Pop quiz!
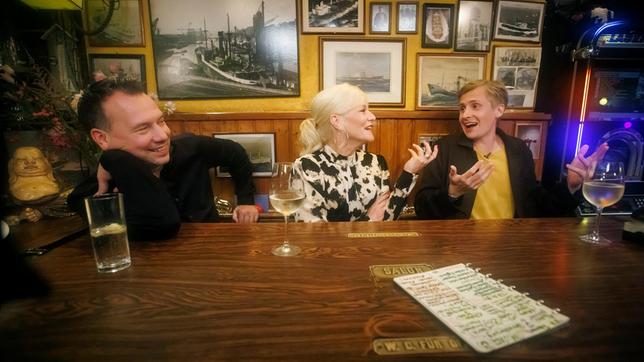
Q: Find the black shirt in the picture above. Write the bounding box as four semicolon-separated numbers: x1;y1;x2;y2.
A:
68;135;256;240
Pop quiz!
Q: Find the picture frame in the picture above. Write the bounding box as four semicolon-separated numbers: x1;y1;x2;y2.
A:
494;0;545;43
397;2;418;34
492;46;542;109
320;37;406;107
515;122;542;158
370;2;392;34
86;0;144;47
421;3;454;48
455;0;494;52
213;133;276;177
149;0;300;100
416;53;485;109
88;54;146;83
418;133;447;148
302;0;365;34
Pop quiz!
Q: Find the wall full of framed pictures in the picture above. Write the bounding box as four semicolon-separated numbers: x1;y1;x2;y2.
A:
83;0;548;112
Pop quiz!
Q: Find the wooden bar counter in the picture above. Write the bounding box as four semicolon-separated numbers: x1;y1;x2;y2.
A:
1;218;643;361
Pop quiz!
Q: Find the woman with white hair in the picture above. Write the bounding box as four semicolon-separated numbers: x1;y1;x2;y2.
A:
294;83;438;222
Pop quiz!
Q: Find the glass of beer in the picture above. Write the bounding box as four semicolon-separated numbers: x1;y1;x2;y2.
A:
581;161;625;244
84;193;131;272
270;162;305;256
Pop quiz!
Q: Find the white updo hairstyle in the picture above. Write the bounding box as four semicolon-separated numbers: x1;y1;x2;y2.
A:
299;83;368;155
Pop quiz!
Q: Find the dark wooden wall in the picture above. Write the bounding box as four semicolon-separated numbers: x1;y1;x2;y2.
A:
167;111;551;203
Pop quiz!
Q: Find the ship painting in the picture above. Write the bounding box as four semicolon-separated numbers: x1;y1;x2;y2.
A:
425;76;470;105
419;56;483;108
150;0;299;99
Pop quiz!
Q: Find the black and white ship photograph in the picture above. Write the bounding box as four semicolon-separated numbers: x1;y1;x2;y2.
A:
302;0;364;33
149;0;299;99
494;0;545;43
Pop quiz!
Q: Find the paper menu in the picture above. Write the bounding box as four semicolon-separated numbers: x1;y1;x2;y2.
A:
393;263;569;353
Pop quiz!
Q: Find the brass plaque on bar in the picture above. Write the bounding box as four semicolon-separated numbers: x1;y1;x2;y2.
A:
348;232;420;238
373;336;464;355
369;264;433;279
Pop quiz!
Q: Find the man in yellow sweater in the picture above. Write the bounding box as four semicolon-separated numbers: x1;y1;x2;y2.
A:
414;80;607;219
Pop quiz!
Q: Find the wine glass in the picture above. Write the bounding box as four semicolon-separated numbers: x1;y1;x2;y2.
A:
269;162;305;256
580;161;625;244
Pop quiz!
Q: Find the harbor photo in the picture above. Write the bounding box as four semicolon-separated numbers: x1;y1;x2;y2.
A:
149;0;299;99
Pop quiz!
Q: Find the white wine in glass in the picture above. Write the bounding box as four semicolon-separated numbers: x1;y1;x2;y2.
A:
270;162;304;256
580;161;625;244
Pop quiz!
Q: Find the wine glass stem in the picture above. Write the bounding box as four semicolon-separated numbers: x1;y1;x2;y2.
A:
283;215;289;248
593;207;603;241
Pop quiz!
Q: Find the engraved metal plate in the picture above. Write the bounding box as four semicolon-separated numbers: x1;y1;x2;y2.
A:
373;336;464;355
369;264;433;279
348;232;420;238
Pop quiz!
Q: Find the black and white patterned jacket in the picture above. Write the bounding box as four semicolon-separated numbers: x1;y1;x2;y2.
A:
294;145;417;222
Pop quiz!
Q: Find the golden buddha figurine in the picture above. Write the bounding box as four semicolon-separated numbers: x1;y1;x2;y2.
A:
8;146;60;203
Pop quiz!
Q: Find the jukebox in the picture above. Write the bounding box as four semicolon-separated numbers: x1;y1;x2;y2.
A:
562;21;644;215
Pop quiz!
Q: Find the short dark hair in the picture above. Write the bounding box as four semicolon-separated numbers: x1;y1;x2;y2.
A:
77;79;146;131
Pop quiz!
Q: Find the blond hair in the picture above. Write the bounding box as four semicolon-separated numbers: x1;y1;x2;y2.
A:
458;80;508;107
299;83;368;155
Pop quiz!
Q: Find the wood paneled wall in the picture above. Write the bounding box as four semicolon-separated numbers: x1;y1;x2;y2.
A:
167;111;551;203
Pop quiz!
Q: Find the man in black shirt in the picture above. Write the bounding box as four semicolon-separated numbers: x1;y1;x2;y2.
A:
68;80;258;240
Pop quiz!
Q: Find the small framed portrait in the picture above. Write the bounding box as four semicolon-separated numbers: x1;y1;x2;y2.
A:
320;37;406;107
418;133;447;149
86;0;144;47
88;54;146;83
303;0;365;34
370;3;392;34
213;133;276;177
492;46;542;109
494;0;546;43
455;0;494;52
416;53;485;109
397;2;418;34
515;122;542;158
421;3;454;48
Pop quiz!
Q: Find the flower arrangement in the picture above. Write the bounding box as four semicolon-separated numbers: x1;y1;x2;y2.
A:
1;63;99;170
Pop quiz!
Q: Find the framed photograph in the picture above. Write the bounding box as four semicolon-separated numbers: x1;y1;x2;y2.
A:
320;37;406;107
421;3;454;48
418;133;447;148
149;0;300;100
88;54;146;83
455;0;494;52
397;2;418;34
492;46;542;109
302;0;365;34
416;53;485;109
515;122;542;158
213;133;276;177
370;3;392;34
494;0;545;43
87;0;144;47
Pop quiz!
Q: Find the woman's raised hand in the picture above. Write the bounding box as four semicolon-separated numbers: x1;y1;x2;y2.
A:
403;141;438;175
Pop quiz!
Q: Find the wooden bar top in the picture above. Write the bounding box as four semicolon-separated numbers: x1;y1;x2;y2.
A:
1;218;643;361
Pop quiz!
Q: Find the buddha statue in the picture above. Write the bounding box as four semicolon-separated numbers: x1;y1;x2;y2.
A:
8;146;60;203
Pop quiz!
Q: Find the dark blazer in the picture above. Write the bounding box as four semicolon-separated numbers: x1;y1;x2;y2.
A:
414;129;579;219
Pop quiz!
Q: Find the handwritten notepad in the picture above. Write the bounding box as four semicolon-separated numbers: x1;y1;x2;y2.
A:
394;263;569;353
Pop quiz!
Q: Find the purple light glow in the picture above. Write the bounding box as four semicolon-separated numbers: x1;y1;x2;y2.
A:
624;122;633;129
